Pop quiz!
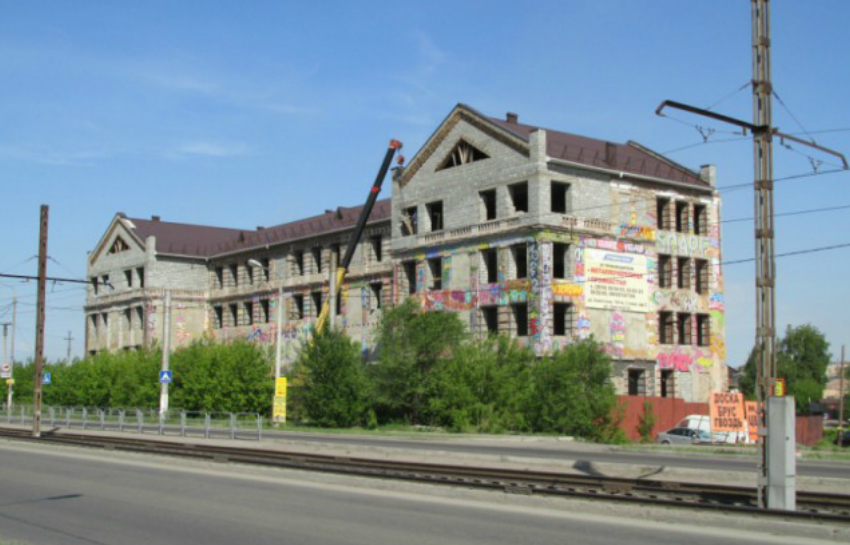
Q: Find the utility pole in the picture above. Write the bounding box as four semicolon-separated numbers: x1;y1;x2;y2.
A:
33;204;48;438
751;0;776;510
656;0;846;510
64;331;74;363
2;322;10;410
839;345;846;444
10;295;15;366
159;291;172;417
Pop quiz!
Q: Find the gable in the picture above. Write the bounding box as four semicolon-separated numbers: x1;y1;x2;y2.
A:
436;139;489;171
399;104;528;187
89;217;146;266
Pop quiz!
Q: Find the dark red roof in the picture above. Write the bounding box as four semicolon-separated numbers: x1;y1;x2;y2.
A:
125;199;391;258
488;116;708;188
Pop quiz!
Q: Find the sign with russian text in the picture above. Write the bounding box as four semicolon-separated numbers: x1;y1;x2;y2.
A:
709;392;746;433
273;377;287;423
584;249;649;312
745;401;760;443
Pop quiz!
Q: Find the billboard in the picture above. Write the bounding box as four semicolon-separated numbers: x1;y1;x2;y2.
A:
584;248;649;312
710;392;747;433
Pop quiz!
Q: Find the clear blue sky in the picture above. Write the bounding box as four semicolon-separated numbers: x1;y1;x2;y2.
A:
1;1;848;366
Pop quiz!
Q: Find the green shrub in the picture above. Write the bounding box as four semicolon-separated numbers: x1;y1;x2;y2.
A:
637;399;657;443
290;327;371;427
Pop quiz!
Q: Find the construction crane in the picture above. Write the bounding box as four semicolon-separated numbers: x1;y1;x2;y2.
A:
315;139;403;334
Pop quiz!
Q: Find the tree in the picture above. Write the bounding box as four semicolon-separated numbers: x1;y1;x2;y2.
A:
370;299;467;424
739;324;831;414
290;327;371;427
526;339;620;441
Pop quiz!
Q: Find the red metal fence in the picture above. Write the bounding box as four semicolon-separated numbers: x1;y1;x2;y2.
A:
616;395;823;446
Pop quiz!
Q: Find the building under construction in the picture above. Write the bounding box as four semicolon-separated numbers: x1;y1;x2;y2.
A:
84;104;727;402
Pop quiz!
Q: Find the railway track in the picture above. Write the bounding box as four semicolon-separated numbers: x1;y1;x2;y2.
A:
1;427;848;523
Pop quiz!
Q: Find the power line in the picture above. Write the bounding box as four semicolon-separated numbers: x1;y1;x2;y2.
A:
723;203;850;224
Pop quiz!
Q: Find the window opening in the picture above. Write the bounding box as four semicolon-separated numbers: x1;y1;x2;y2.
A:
370;283;382;310
427;201;443;232
628;369;646;396
697;314;710;346
659;312;673;344
551;182;569;213
480;189;497;221
509;182;529;213
659;255;672;288
513;244;528;279
401;206;418;236
403;261;417;295
695;259;709;294
513;304;528;337
675;201;689;233
428;258;442;290
437;139;489;170
482;248;498;284
677;258;691;290
678;313;692;345
482;307;498;335
657;198;672;230
694;204;708;236
661;369;675;398
370;235;383;263
553;243;569;279
553;303;574;336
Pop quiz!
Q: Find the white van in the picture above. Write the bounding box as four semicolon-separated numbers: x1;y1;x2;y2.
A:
675;414;749;444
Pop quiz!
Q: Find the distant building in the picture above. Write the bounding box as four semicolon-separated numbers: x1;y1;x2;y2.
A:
85;104;727;402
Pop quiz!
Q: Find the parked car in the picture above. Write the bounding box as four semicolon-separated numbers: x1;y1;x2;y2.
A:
656;427;711;445
839;430;850;447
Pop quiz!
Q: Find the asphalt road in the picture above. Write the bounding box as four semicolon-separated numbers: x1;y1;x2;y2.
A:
0;442;833;545
259;431;850;480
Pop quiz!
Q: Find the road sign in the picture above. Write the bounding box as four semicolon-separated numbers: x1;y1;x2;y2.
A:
774;378;786;397
159;370;173;384
42;372;52;385
0;363;11;379
5;378;14;386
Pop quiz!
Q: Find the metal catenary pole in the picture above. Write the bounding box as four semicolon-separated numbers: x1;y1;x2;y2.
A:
159;290;172;416
2;323;10;410
839;345;846;444
751;0;775;509
65;331;74;363
33;204;49;438
10;294;15;366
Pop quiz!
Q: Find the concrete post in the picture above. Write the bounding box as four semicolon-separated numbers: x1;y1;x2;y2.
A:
767;396;796;510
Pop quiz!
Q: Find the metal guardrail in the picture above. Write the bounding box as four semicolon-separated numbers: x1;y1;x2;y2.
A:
2;405;264;441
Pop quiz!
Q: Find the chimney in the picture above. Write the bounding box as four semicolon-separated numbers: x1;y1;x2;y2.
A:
605;143;618;168
700;164;717;188
151;215;161;222
506;112;518;124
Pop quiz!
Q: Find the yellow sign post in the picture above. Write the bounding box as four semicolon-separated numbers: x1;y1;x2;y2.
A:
5;378;14;386
273;377;287;424
774;378;786;397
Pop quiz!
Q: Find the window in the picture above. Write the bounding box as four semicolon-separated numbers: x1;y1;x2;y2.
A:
697;314;710;346
656;198;672;230
658;255;672;288
370;283;382;310
229;304;238;327
137;267;145;288
481;248;498;284
261;300;270;323
512;244;528;279
215;267;224;289
101;275;110;291
437;139;489;170
90;314;98;334
553;243;569;279
677;258;691;290
229;264;239;287
125;269;133;288
694;204;708;236
370;235;383;263
509;182;529;213
551;182;569;214
553;302;574;336
694;259;708;295
678;313;692;345
401;206;418;236
101;312;109;327
246;261;255;285
427;201;443;232
293;294;305;320
661;369;675;398
294;251;304;276
135;307;144;329
659;312;674;344
311;292;323;318
403;261;417;295
482;306;498;335
675;201;689;233
628;369;646;396
244;302;254;326
428;258;442;290
480;189;497;221
513;303;528;337
124;308;132;330
91;277;99;295
108;237;130;254
261;258;270;281
312;247;323;274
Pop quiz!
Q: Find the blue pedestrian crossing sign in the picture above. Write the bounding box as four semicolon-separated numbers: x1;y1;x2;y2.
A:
42;373;52;385
159;370;173;384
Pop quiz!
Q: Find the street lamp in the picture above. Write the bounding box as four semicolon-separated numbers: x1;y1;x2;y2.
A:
247;259;284;422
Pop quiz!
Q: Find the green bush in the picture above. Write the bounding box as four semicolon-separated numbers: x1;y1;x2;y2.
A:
290;327;371;427
370;299;467;424
637;399;657;443
526;338;620;441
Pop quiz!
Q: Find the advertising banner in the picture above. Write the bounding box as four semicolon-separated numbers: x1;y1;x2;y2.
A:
273;377;287;423
745;400;760;443
710;392;746;433
584;248;649;312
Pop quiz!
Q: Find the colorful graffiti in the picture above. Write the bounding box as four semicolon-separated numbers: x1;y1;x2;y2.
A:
618;224;656;241
552;283;583;297
608;312;626;357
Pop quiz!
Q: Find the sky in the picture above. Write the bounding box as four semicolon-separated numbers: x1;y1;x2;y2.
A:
0;1;848;366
